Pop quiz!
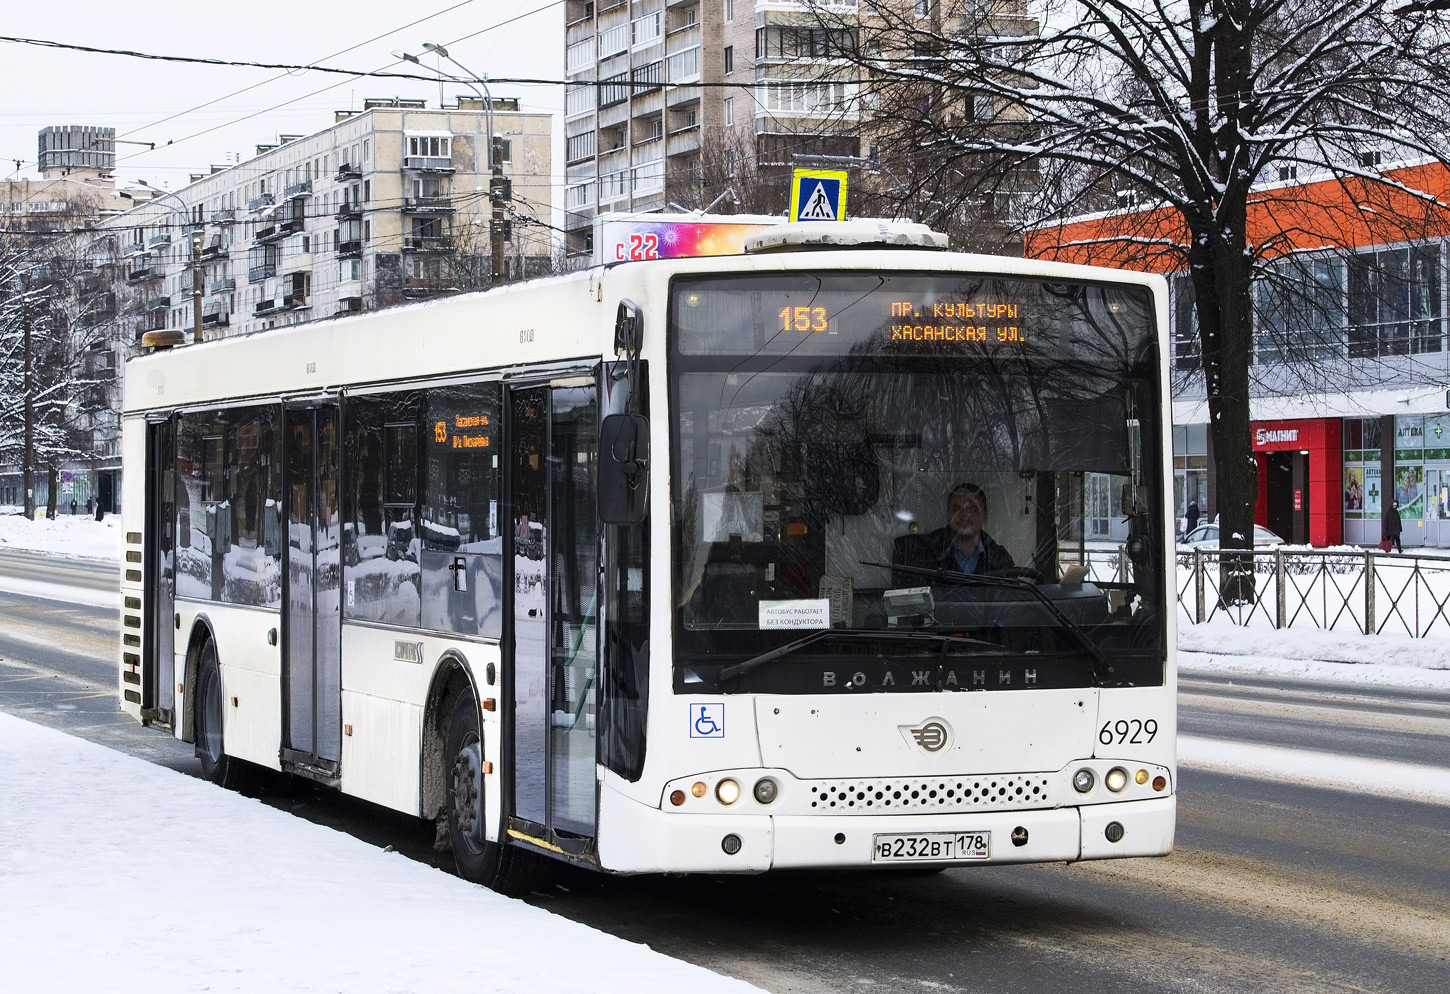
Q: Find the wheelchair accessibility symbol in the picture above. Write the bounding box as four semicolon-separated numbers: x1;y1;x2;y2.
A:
690;703;725;739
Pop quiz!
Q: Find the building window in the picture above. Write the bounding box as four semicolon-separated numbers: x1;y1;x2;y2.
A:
1348;246;1442;358
915;0;930;16
724;0;733;21
406;135;451;158
1171;274;1199;371
723;46;733;75
1256;255;1343;364
723;97;733;126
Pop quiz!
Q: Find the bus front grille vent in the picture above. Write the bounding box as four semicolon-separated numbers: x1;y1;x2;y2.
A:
808;777;1050;813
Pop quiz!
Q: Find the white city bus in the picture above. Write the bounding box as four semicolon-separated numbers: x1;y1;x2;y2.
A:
119;221;1176;893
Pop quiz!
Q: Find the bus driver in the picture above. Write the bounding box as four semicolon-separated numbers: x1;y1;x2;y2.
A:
894;482;1016;578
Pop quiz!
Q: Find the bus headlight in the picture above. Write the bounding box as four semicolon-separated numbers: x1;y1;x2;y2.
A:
1105;767;1129;792
716;778;741;805
1072;768;1096;793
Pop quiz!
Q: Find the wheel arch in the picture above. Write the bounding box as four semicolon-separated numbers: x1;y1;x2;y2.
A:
180;614;218;745
420;649;480;821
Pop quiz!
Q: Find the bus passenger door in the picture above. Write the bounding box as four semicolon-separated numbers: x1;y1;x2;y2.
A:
144;416;176;724
508;382;600;840
282;402;343;777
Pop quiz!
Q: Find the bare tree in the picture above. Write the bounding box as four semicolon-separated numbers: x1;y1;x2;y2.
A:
811;0;1450;598
0;231;99;519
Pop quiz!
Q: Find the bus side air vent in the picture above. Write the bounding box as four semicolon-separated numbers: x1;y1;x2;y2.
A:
743;219;949;254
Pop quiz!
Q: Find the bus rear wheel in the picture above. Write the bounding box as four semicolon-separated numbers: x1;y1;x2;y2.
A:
445;687;547;896
194;639;241;789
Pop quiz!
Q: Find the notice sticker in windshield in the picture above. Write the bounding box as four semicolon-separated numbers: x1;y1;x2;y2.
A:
759;599;831;630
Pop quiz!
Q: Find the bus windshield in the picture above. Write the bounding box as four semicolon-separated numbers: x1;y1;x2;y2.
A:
669;271;1166;694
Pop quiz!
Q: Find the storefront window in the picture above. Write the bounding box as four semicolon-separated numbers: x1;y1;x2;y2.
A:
1342;417;1381;546
1173;424;1208;527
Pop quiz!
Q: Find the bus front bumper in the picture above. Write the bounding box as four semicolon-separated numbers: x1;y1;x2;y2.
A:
595;792;1176;874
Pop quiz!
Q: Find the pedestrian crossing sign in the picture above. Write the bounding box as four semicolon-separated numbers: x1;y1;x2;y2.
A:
790;168;848;223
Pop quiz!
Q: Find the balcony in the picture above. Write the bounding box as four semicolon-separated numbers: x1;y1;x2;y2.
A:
336;295;363;315
125;267;157;284
254;298;283;316
404;234;453;252
202;308;230;328
283;292;310;310
337;202;362;220
123;243;147;258
403;196;455;213
337;240;363;258
401;156;454;173
247;193;276;213
248;263;276;283
255;224;280;243
284;180;312;200
335;163;362;181
200;241;226;261
210;208;237;226
148;232;172;249
146;295;171;311
278;217;305;236
210;277;236;294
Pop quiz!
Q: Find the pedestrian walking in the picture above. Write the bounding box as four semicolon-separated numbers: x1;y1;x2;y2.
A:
1185;500;1200;534
1383;500;1403;553
70;499;78;516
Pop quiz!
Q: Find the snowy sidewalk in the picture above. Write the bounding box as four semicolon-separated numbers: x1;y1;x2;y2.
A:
0;712;763;994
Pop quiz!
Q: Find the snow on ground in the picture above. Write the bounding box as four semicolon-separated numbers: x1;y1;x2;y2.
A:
0;711;763;994
0;505;124;561
1179;618;1450;690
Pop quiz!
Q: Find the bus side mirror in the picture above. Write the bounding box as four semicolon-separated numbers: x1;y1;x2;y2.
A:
599;413;649;525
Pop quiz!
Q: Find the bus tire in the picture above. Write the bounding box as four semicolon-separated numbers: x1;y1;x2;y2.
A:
194;638;241;789
445;687;548;896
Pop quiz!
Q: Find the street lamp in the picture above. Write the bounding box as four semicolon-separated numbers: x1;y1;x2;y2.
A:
121;181;206;344
394;44;508;285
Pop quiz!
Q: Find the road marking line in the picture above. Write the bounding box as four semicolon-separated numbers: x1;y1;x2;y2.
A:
1179;734;1450;806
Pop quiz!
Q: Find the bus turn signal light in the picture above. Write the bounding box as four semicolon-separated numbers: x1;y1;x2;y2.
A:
670;790;686;806
1135;769;1149;785
1152;776;1167;792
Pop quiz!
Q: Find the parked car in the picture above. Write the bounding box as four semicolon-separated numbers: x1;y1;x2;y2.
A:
1179;523;1286;548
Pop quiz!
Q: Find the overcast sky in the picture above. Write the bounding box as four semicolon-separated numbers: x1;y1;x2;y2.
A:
0;0;564;192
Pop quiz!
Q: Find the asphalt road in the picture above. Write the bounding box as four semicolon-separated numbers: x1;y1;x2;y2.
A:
2;549;1447;993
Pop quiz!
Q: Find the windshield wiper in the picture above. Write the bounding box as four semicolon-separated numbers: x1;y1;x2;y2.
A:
860;560;1111;686
718;629;999;682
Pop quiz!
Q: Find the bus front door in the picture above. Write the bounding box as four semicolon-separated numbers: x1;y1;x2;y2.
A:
282;403;343;778
509;382;600;843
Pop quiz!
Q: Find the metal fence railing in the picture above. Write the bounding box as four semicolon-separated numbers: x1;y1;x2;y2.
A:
1172;548;1450;638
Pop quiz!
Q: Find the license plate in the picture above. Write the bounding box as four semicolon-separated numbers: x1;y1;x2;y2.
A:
872;831;990;862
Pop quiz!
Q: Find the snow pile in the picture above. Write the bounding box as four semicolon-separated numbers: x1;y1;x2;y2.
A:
0;711;763;994
1179;617;1450;689
0;506;123;560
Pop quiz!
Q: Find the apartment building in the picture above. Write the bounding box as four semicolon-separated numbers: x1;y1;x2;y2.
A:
86;97;553;347
561;0;1035;259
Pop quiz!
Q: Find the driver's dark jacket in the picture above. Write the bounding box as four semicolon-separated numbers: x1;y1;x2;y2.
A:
891;528;1015;586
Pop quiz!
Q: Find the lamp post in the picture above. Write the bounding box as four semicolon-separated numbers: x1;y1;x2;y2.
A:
395;44;508;286
122;182;205;344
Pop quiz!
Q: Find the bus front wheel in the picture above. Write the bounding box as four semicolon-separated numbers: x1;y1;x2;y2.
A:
194;639;241;789
445;687;546;896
